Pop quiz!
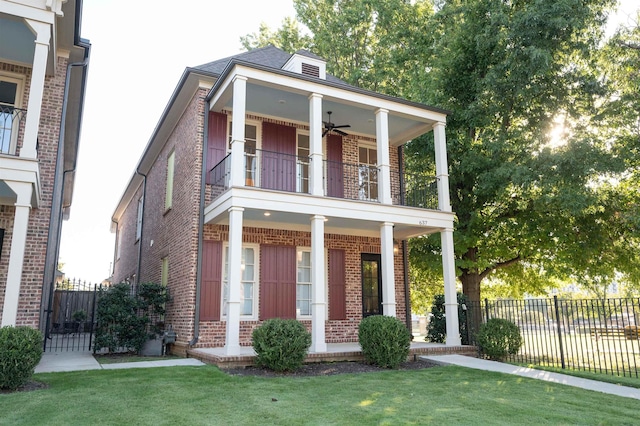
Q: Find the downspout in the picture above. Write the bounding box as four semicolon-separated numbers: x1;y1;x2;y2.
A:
189;101;210;347
42;43;91;345
398;145;411;331
134;170;147;286
111;218;119;279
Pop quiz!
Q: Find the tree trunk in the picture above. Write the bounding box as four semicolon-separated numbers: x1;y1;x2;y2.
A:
460;272;483;337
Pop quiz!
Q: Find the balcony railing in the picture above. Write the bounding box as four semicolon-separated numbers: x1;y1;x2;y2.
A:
208;151;439;210
0;105;27;155
208;149;310;196
391;170;439;210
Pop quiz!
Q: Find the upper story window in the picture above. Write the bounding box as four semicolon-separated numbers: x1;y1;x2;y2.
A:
228;121;259;186
136;197;143;241
0;74;25;155
358;145;378;201
165;151;175;211
297;133;310;193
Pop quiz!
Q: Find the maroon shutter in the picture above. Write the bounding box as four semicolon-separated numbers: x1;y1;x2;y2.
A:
260;245;296;320
261;122;296;191
206;112;227;184
201;240;222;321
329;249;346;320
326;134;344;198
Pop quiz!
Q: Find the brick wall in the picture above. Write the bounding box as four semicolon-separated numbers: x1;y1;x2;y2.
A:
0;56;68;327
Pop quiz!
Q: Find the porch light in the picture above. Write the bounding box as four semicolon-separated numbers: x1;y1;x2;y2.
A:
264;212;271;217
393;240;399;253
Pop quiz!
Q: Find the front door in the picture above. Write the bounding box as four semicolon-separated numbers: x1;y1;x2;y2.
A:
361;253;382;317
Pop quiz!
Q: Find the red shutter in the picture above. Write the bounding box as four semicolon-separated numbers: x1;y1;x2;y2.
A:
326;134;344;198
261;122;296;191
200;240;222;321
329;249;346;320
206;112;227;184
260;245;296;320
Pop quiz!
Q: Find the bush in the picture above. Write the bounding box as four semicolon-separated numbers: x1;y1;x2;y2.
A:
358;315;411;369
252;319;311;372
0;326;43;390
476;318;522;361
426;293;470;344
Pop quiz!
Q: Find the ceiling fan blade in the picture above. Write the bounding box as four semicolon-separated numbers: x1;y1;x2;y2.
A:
334;129;348;136
333;124;351;129
322;129;329;137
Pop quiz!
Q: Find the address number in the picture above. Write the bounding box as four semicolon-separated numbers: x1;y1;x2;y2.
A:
418;220;429;226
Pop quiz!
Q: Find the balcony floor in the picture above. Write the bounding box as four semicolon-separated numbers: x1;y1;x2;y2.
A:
185;341;477;369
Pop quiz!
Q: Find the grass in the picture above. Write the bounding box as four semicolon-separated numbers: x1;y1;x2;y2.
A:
514;363;640;389
2;365;639;425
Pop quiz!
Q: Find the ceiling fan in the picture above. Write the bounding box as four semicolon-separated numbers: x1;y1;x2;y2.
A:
322;111;351;137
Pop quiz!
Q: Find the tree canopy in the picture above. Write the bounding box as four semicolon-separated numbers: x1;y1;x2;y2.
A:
242;0;640;304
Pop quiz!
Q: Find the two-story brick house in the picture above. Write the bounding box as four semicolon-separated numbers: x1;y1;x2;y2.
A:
111;45;461;356
0;0;90;330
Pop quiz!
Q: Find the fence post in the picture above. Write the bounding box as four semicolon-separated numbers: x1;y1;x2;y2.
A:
484;298;489;323
554;295;566;369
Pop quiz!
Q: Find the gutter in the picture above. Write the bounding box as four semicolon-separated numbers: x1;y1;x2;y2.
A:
189;101;210;347
398;145;412;331
42;40;91;345
134;170;147;285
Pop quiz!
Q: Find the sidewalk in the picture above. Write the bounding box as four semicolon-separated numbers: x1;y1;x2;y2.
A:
35;351;204;374
422;354;640;401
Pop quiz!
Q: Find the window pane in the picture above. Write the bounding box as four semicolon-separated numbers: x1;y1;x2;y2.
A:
245;124;257;140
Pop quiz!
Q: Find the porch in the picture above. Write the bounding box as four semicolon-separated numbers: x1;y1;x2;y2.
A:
185;341;478;369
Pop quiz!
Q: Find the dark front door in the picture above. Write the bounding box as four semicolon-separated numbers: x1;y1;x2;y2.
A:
361;253;382;317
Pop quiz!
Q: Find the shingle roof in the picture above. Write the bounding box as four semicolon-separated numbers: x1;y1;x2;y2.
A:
194;45;348;85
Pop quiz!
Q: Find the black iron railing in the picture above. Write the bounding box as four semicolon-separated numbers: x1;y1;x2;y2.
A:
464;297;640;378
0;105;27;155
323;160;379;202
392;170;438;210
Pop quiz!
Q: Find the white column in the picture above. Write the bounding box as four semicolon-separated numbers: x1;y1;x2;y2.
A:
229;76;247;187
310;215;327;352
441;228;461;346
375;109;392;204
224;206;244;355
1;182;33;326
433;122;451;212
309;94;324;196
21;20;51;159
380;222;396;317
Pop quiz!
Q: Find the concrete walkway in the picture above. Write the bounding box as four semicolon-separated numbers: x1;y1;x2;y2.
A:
35;351;204;374
423;354;640;401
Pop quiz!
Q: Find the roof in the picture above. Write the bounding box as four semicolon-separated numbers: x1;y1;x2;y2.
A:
195;45;348;85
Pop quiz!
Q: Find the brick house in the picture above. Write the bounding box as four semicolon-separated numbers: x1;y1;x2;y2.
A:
0;0;90;330
111;45;460;356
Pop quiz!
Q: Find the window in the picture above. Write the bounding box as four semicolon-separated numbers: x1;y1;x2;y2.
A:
0;75;24;155
358;145;378;201
228;121;259;186
222;244;257;318
136;197;143;241
297;133;310;193
296;249;312;317
161;257;169;287
165;151;175;210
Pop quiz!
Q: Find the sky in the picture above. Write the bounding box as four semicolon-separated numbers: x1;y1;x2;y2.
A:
58;0;639;283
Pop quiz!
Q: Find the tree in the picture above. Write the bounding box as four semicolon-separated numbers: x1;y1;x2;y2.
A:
240;17;312;53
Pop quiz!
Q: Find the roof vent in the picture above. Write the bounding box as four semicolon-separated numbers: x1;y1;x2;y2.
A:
283;52;326;80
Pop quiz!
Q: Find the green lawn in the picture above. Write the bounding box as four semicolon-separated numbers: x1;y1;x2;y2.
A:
2;365;638;425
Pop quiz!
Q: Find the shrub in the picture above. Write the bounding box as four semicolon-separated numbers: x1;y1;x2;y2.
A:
252;319;311;372
426;293;470;344
358;315;411;369
476;318;522;361
0;326;43;390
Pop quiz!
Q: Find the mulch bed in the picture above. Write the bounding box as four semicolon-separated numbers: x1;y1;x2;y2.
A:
0;381;49;394
223;358;441;377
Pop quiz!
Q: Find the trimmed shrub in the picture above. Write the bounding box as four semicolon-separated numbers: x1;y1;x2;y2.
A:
358;315;411;369
426;293;470;344
0;326;43;390
252;319;311;372
476;318;522;361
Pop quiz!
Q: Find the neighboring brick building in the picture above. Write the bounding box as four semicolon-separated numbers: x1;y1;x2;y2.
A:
111;46;461;355
0;1;90;330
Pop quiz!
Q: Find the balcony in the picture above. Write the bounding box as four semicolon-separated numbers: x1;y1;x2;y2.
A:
208;151;439;210
0;105;27;156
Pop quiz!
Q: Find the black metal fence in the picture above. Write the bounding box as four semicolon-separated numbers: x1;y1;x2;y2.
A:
44;279;99;352
466;297;640;378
